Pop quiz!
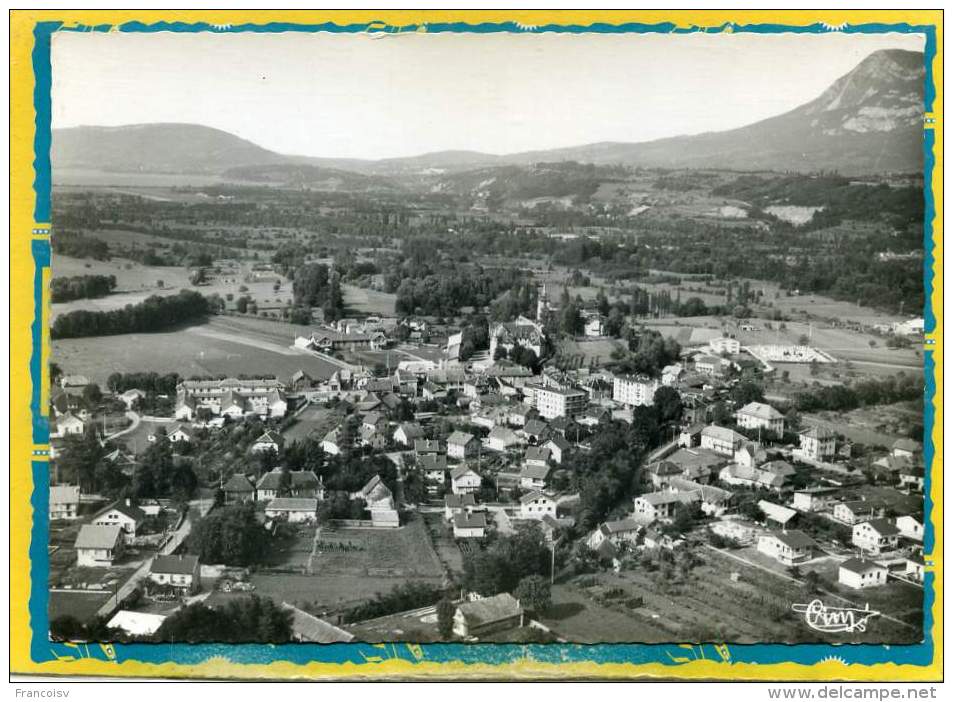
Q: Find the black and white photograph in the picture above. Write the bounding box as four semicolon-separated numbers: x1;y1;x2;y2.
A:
45;29;929;646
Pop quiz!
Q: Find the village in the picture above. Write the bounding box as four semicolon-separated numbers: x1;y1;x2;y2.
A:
46;280;928;645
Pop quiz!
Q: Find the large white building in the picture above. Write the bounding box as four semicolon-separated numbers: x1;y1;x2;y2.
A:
612;374;659;407
528;384;588;420
734;402;785;435
488;317;545;360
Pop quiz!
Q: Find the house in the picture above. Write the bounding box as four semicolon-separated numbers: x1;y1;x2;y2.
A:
645;460;682;489
584;313;605;337
529;384;588;419
719;464;786;492
734;402;785;435
852;518;900;555
453;593;524;639
612;374;659;407
361;411;387;433
284;603;355;643
506;404;537;428
453;511;488;539
709;337;741;355
119;388;146;410
60;374;90;390
219;390;249;419
792;487;840;513
666;447;727;483
898;464;925;492
710;519;757;545
667;477;733;516
354;475;400;528
520;491;557;520
694;355;723;375
321;426;347;456
450;466;482;496
577;405;611;428
734;442;768;470
759;500;798;528
524;445;551;468
358;424;388;450
700;425;746;457
149;554;200;594
75;524;124;567
419;454;449;488
49;485;80;520
838;558;888;590
222;474;257;504
587;518;640;550
488;318;545;360
444;493;477;520
289;370;313;392
678;423;705;449
168;424;194;444
394;422;425;447
891;438;922;459
251;430;282;454
833;500;887;526
520;418;550;444
175;395;197;421
542;435;571;465
414;439;443;456
798;426;837;461
896;515;924;542
55;412;86;438
632;491;688;524
265;497;319;523
92;500;145;543
757;530;815;565
905;553;925;583
447;431;480;460
643;527;684;552
520;463;552;491
256;468;324;502
486;426;522;452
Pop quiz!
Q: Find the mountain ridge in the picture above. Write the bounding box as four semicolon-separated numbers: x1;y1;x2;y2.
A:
53;48;926;178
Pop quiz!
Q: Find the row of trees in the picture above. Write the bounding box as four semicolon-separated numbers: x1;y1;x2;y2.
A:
50;274;117;302
51;290;212;339
793;372;924;413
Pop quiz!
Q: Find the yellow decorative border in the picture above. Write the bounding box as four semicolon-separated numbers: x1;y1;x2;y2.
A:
9;9;943;681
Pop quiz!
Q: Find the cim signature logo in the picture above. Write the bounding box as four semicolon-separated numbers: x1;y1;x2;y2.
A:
792;599;882;634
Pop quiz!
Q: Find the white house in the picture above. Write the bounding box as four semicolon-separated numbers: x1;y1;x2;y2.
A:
168;424;194;444
708;337;740;355
700;425;746;457
520;491;556;520
119;388;146;410
838;558;888;590
520;463;552;491
757;530;815;565
453;511;488;539
251;430;282;454
55;412;86;438
734;402;785;435
852;519;900;555
92;500;145;543
49;485;80;520
447;431;480;460
632;491;687;524
444;493;477;520
833;500;886;526
450;465;482;495
453;593;524;639
896;515;924;542
393;422;425;447
75;524;124;567
587;518;640;550
149;554;200;594
265;497;319;523
798;426;837;461
892;438;922;459
486;426;522;452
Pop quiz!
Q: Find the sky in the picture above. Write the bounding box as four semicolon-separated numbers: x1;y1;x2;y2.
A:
51;30;925;160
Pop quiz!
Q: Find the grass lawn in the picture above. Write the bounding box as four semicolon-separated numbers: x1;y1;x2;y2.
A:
48;590;113;625
342;284;397;316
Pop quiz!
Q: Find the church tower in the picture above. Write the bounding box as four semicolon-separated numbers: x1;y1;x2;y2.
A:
536;283;547;323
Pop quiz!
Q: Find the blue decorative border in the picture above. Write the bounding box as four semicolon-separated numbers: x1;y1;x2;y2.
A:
26;17;939;674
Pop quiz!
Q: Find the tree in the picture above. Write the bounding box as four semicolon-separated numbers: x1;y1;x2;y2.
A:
437;598;456;640
514;574;552;615
82;383;103;406
153;595;292;643
194;503;269;566
653;386;683;424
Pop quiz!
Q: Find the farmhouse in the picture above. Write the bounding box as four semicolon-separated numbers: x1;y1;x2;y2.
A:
149;554;200;594
587;518;640;550
838;558;888;590
75;524;124;567
354;475;400;528
453;593;524;639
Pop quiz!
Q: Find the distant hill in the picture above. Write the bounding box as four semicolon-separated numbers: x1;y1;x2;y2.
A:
52;123;286;174
52;49;925;178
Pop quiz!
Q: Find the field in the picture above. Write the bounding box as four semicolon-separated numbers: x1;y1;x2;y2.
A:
342;284;397;316
801;401;922;449
48;590;113;625
53;316;342;387
249;516;445;615
555;338;625;369
281;405;343;445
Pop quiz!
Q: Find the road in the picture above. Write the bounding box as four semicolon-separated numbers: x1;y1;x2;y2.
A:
96;497;214;619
